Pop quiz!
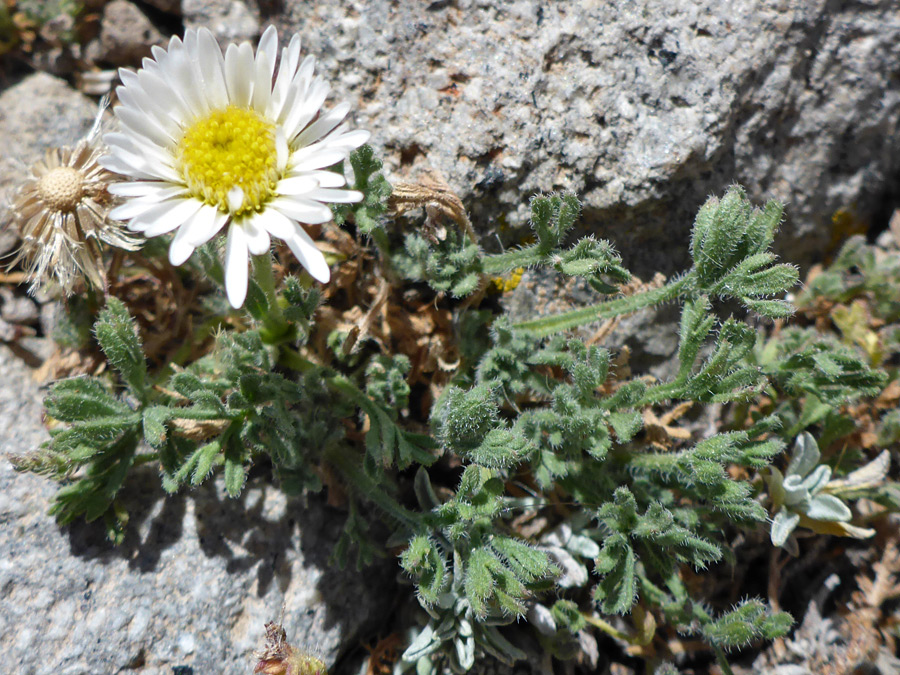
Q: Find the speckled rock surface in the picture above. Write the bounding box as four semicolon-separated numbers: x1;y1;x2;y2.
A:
182;0;260;46
95;0;165;65
0;344;394;674
269;0;900;276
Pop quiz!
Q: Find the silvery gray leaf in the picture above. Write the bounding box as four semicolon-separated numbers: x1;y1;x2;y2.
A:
567;533;601;559
403;623;441;661
771;509;800;547
786;432;820;478
805;494;852;522
527;603;557;636
801;464;832;496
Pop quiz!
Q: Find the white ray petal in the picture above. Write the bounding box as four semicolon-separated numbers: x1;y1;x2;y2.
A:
116;88;182;138
244;214;272;255
116;106;175;148
99;155;160;180
283;78;329;140
300;170;347;188
271;197;333;224
168;218;198;266
269;34;302;119
167;46;206;117
128;198;203;236
321;128;371;151
293;102;350;148
225;223;249;308
253;206;295;239
275;175;319;196
137;69;192;124
283;221;330;283
197;28;228;109
225;42;255;108
108;182;186;199
185;207;228;247
305;188;363;204
276;128;288;172
289;148;350;172
109;187;189;219
227;187;245;213
102;142;180;183
105;133;177;175
257;25;278;83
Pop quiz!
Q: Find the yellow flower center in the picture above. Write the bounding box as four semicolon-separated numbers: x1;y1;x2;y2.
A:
37;167;85;213
176;106;280;216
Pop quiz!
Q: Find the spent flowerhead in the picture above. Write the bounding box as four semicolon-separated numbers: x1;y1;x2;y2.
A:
101;26;370;308
9;116;139;296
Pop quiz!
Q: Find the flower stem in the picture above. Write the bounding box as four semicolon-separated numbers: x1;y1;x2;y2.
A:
512;274;692;337
481;245;545;275
582;613;634;643
278;345;317;373
323;443;423;531
368;227;403;285
252;253;290;343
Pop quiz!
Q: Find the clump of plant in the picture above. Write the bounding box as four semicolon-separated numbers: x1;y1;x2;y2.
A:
14;158;896;673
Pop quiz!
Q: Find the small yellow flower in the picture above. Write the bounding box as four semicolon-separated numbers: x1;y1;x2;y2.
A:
9;124;139;295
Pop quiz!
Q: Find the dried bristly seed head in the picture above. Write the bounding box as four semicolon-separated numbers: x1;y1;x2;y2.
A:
254;622;327;675
8;135;141;296
389;172;475;243
36;166;85;212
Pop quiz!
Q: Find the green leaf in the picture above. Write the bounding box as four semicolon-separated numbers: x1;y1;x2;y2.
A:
593;535;636;615
51;414;140;450
760;611;794;639
462;428;531;469
44;377;127;422
332;145;392;233
223;440;246;497
402;535;447;605
741;298;795;319
465;547;501;617
608;411;643;442
94;298;148;398
491;536;552;582
142;406;170;448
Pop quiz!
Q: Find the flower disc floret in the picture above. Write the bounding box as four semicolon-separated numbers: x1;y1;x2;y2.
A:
101;26;370;308
177;105;279;216
38;167;85;213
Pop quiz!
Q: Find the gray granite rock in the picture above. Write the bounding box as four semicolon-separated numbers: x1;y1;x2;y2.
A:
264;0;900;277
95;0;165;65
183;0;260;46
0;287;39;325
0;344;394;674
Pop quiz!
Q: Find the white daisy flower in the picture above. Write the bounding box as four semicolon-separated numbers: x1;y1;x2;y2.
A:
101;26;370;307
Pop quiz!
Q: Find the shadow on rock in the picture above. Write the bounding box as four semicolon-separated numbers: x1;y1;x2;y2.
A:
63;462;399;656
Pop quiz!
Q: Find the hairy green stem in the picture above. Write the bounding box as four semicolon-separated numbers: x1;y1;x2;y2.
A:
132;452;159;466
278;345;317;373
582;613;633;642
323;443;422;530
370;227;402;283
481;245;545;275
252;253;290;343
513;274;692;337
